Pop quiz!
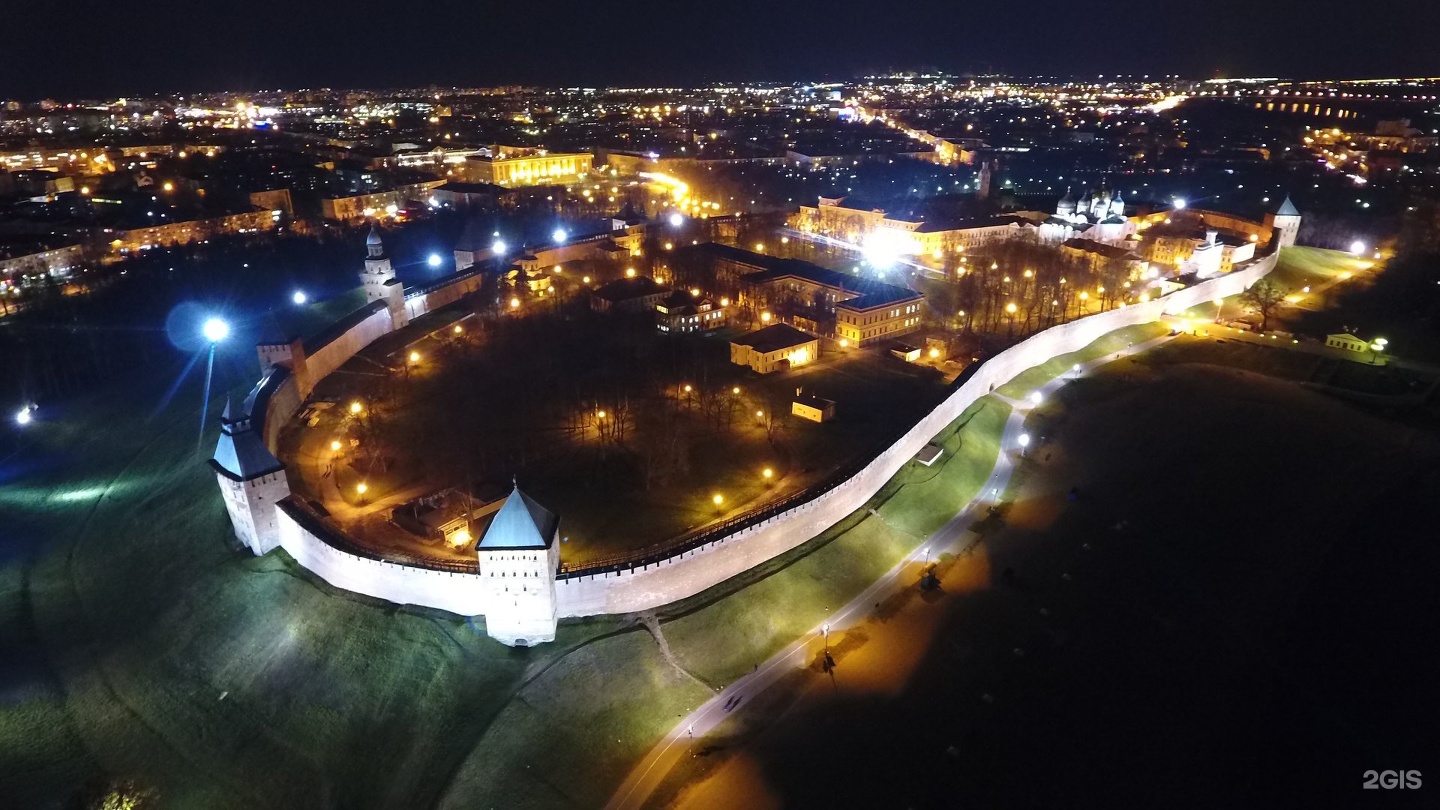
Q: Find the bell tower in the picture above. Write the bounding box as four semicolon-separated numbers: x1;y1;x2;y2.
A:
361;227;396;303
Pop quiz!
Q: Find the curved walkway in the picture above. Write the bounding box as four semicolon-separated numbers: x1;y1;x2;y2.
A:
603;334;1171;810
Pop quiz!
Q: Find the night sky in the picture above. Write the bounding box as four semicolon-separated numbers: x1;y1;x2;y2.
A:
8;0;1440;98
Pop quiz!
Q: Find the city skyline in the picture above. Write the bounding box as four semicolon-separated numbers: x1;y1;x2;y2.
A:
8;0;1440;99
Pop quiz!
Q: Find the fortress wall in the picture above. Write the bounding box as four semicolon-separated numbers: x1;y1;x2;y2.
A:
304;307;395;387
404;272;487;322
252;249;1273;622
553;251;1277;617
276;505;487;615
261;374;301;452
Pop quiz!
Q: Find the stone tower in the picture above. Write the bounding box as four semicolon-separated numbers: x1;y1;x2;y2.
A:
977;160;993;201
209;396;290;555
477;484;561;646
1268;195;1302;249
361;227;396;303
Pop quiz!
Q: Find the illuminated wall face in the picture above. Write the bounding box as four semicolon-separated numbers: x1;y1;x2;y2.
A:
786;347;811;366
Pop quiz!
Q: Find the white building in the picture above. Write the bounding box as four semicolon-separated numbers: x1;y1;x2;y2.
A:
209;394;290;556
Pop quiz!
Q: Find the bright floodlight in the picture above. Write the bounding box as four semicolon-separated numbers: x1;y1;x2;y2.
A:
1029;391;1043;405
1173;197;1187;210
427;253;443;268
1018;433;1031;448
202;318;229;343
668;212;684;227
292;291;307;305
15;406;32;426
1350;240;1366;255
552;227;567;243
492;239;507;254
863;228;909;268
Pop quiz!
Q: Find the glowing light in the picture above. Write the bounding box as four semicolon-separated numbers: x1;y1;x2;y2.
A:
552;228;568;243
492;239;507;254
929;347;940;358
1029;391;1043;405
163;181;174;192
453;325;463;334
202;318;229;343
761;312;772;323
356;483;368;495
732;387;741;395
408;351;420;363
15;406;32;426
330;440;342;451
1172;198;1187;210
712;493;724;506
1350;240;1366;255
863;227;911;267
626;267;637;278
510;297;521;309
1005;302;1018;314
427;253;443;268
762;468;774;480
448;528;471;548
582;276;591;284
1018;433;1031;448
668;212;684;227
292;291;307;305
597;409;607;419
839;338;850;348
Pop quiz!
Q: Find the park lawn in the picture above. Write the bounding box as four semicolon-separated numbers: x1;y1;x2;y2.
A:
995;321;1170;400
1270;245;1373;290
875;396;1011;538
1140;334;1324;382
5;365;624;809
657;395;1011;688
435;625;713;810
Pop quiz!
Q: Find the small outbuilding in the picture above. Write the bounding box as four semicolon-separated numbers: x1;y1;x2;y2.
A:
730;323;818;374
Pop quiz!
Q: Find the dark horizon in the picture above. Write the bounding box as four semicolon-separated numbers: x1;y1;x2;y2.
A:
8;0;1440;100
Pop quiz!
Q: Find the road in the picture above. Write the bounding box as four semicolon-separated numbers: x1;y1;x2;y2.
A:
603;334;1172;810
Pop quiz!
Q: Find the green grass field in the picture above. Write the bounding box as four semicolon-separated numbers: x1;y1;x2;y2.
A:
995;322;1170;400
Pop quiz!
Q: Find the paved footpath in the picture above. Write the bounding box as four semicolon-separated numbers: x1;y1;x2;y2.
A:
603;334;1172;810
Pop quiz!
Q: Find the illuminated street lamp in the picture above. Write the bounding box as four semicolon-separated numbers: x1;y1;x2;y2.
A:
492;239;507;255
1173;197;1187;210
732;386;741;395
1350;240;1366;255
292;290;307;305
330;440;342;452
350;401;363;415
1029;391;1043;405
552;227;568;243
762;467;774;482
427;253;443;268
1018;433;1031;448
668;212;684;227
408;350;421;363
198;317;229;451
15;405;33;426
712;493;724;509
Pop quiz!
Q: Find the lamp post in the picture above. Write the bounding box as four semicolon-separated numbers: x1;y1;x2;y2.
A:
199;317;229;452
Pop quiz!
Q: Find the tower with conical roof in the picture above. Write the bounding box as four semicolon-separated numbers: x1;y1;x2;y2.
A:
209;395;291;555
1267;195;1302;248
1056;186;1076;218
361;227;396;303
476;482;561;646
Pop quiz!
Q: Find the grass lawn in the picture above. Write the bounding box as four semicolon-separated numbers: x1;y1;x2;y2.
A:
995;322;1170;400
658;396;1011;688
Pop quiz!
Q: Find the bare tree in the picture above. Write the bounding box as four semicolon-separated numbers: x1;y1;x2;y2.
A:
1241;278;1287;332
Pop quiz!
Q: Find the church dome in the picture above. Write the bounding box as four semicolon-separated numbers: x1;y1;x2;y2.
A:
366;227;383;246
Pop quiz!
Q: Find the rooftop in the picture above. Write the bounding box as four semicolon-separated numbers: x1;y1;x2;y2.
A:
732;323;817;354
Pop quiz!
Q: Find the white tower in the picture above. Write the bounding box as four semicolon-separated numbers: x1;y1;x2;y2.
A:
477;484;561;646
361;227;396;303
209;396;290;555
1269;195;1302;248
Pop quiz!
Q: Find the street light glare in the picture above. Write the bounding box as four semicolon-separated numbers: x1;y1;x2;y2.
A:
1350;240;1366;255
552;228;568;243
1018;433;1031;448
668;212;684;227
202;318;229;343
427;253;443;268
1173;197;1187;210
492;239;507;254
292;291;307;305
15;406;32;426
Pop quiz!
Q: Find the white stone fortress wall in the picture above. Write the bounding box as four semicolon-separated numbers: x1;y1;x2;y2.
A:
236;244;1277;621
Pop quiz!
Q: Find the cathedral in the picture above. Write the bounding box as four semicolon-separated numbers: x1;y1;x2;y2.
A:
1041;185;1134;244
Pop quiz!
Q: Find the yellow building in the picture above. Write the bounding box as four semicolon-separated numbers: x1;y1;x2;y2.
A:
463;146;593;188
729;324;819;374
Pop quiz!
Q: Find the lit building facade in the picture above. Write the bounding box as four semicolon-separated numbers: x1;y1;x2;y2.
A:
462;146;593;188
